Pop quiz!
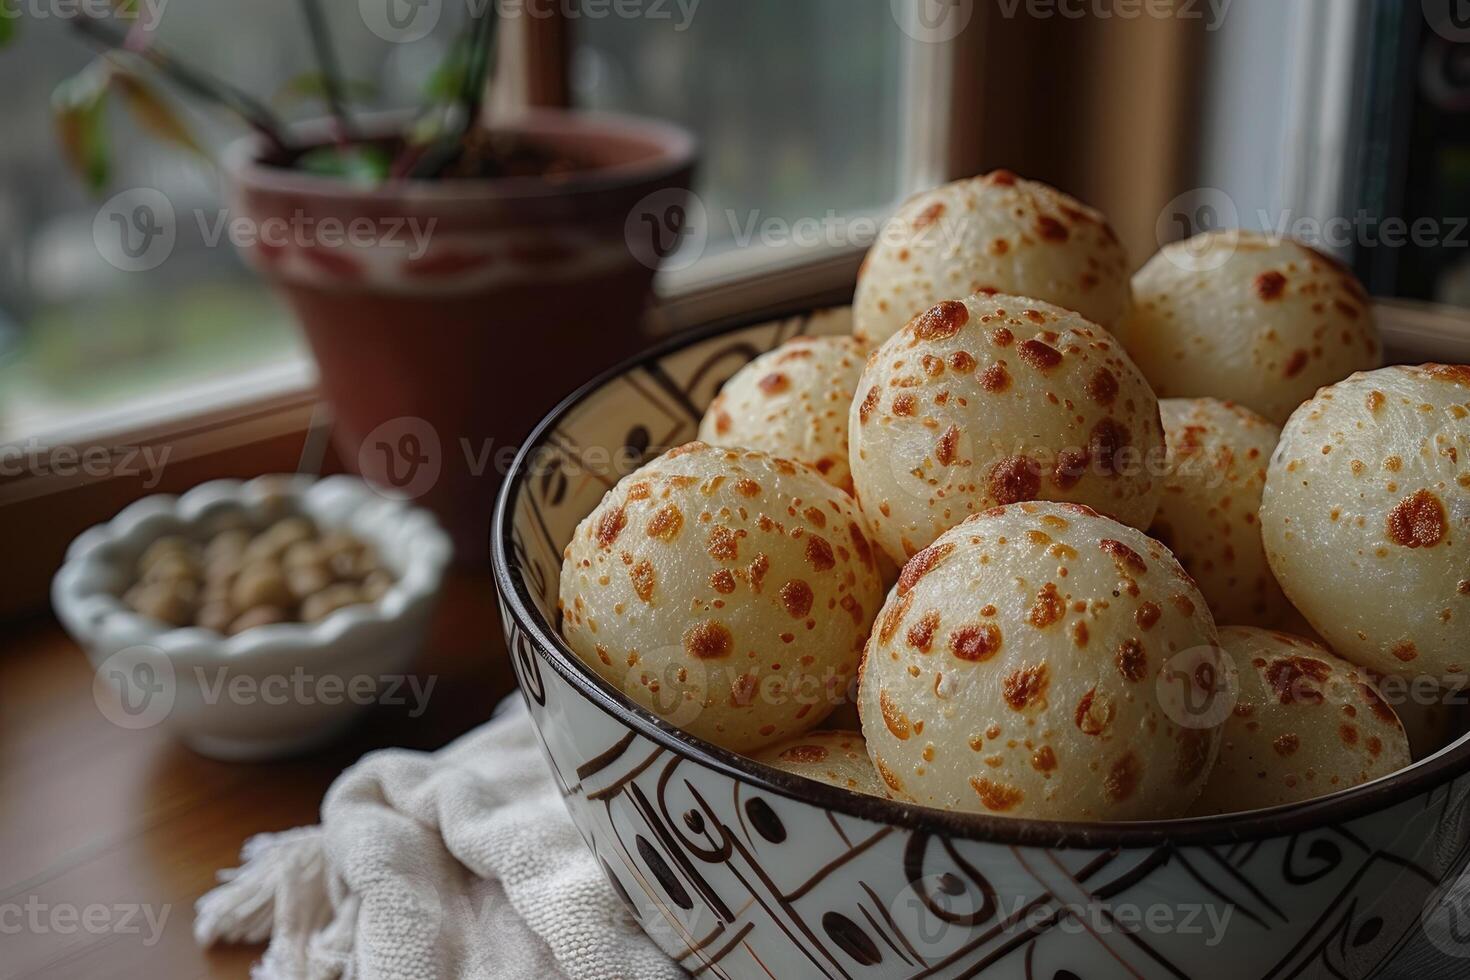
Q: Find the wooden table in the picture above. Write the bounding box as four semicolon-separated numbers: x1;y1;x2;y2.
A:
0;570;515;979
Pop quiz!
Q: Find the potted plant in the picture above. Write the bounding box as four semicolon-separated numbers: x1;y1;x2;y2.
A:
45;2;696;562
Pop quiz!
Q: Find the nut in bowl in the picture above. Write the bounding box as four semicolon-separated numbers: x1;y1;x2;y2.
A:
494;297;1470;979
53;475;452;760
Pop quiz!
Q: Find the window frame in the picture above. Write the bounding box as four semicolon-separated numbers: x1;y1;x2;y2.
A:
0;7;981;619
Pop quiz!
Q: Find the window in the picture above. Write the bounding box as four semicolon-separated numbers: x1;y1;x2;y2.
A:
0;2;484;443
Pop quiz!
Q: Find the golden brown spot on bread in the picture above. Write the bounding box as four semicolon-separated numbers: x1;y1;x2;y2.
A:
858;386;880;424
936;425;962;466
779;580;814;618
969;776;1024;812
683;621;732;660
1284;349;1310;378
779;744;828;764
1135;602;1161;630
1255;270;1288;300
878;590;915;644
1031;745;1057;773
980;362;1012;393
595;506;627;548
1274;733;1300;756
630;560;656;603
805;535;836;571
1087;368;1118;407
1003;663;1049;710
879;689;911;740
950;623;1003;661
912;300;970;341
988;456;1041;505
1029;583;1065;628
898;541;955;595
1115;638;1147;682
710;569;736;594
1265;656;1330;704
1105;753;1141;802
907;610;940;652
1387;489;1447;548
1018;339;1063;371
647;504;684;542
892;393;917;417
914;200;946;230
1075;688;1112;735
1036;216;1069;242
1100;539;1147;574
758;372;790;395
707;525;742;561
950;350;977;373
1089;418;1130;475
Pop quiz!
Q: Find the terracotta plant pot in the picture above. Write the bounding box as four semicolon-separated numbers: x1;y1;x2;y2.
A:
224;110;697;563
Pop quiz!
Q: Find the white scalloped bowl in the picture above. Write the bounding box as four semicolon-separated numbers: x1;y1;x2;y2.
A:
52;475;452;760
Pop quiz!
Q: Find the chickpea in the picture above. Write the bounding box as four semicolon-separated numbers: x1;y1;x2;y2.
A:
204;528;250;565
138;536;195;574
282;541;324;570
286;564;333;602
362;570;394;601
228;605;288;635
142;551;201;585
125;582;197;627
197;600;236;634
301;584;365;623
230;560;293;611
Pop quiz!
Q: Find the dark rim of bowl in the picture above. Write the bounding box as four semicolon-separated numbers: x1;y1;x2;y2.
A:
491;302;1470;849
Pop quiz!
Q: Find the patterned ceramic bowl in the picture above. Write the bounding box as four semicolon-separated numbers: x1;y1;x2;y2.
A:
492;304;1470;979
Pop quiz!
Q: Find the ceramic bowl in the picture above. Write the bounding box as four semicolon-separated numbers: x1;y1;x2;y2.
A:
53;474;452;760
492;304;1470;979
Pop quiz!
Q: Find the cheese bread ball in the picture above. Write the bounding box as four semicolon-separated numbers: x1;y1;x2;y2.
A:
1366;669;1461;760
1115;230;1381;423
1260;365;1470;679
559;443;887;753
858;501;1220;821
752;729;888;797
1151;398;1291;626
698;335;867;494
848;294;1165;564
852;171;1131;347
1191;627;1410;815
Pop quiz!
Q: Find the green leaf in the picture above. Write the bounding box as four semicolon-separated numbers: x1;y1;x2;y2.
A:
423;37;471;103
110;63;207;158
274;72;377;109
52;62;113;192
294;144;392;186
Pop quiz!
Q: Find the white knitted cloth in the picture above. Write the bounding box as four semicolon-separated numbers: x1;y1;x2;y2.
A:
195;699;684;980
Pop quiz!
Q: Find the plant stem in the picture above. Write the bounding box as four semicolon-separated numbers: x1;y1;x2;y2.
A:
69;11;292;156
401;0;500;179
299;0;356;142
